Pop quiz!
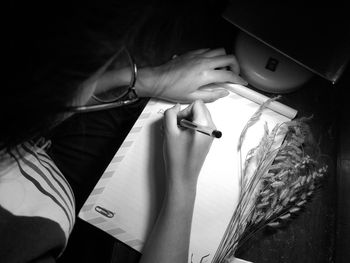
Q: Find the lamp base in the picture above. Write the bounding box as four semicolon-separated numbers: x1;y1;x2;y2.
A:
235;31;313;93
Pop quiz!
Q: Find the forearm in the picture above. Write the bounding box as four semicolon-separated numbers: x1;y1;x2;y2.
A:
93;66;158;98
139;181;197;263
139;100;214;262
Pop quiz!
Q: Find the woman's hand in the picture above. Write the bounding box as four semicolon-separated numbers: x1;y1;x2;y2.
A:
140;101;215;263
136;48;247;103
162;100;215;191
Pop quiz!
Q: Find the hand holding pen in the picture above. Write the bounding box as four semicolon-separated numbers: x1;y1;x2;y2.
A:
162;100;216;187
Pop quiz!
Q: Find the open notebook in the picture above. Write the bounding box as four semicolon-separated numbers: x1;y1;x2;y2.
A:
78;83;297;262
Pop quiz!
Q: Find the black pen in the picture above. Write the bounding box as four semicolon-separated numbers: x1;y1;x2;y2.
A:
179;119;222;138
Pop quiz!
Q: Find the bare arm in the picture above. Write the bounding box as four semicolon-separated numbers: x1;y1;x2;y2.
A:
91;48;245;104
140;101;215;263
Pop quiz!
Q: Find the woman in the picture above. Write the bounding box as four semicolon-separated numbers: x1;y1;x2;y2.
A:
1;2;245;262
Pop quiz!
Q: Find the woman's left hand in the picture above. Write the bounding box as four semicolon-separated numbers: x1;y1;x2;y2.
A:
135;48;247;103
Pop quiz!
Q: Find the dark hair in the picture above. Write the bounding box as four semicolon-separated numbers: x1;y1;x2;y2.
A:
1;2;152;150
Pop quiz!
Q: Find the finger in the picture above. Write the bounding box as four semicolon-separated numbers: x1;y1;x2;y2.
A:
188;88;229;103
163;103;181;133
203;55;240;74
191;100;214;127
176;102;195;121
177;100;205;119
200;47;226;58
200;69;248;86
177;100;215;128
176;100;207;121
199;84;232;95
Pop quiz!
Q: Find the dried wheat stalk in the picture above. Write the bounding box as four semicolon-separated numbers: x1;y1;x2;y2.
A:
211;100;327;263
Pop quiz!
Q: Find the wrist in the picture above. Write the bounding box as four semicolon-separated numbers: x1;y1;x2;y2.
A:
134;67;158;98
166;183;197;208
167;173;198;201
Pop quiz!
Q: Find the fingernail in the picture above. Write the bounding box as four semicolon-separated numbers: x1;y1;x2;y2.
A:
218;89;230;97
233;75;248;86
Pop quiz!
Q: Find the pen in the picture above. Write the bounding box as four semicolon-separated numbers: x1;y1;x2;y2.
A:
179;119;222;138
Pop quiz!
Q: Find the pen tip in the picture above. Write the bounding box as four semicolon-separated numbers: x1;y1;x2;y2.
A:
212;130;222;138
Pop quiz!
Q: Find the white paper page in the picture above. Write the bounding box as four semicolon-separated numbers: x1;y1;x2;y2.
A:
94;100;174;247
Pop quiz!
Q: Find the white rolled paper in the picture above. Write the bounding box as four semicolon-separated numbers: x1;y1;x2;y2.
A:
221;83;298;119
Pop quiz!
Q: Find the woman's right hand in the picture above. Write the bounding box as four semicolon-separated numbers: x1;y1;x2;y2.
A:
140;100;215;263
162;100;215;192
